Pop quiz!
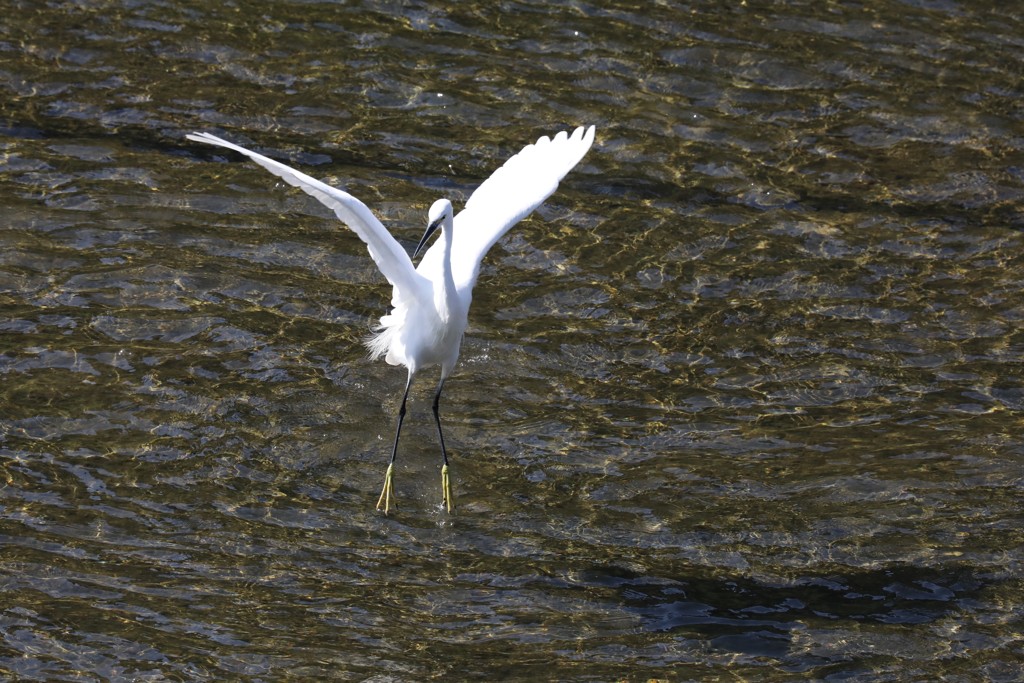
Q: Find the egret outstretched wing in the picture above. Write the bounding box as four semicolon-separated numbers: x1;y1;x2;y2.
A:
186;132;423;298
438;125;595;293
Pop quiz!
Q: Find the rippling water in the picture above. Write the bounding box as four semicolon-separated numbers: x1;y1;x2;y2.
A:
2;0;1023;680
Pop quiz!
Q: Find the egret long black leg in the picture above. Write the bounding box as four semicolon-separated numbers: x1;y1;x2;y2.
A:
433;381;454;513
377;379;411;514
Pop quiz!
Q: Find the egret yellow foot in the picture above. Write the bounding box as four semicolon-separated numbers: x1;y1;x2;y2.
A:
376;463;396;514
441;463;454;513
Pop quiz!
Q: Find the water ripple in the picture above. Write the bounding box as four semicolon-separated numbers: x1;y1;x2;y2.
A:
2;0;1024;680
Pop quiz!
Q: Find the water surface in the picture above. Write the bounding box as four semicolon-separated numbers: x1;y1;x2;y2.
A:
2;1;1023;680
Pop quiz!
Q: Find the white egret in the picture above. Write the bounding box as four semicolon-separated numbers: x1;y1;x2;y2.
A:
187;125;596;513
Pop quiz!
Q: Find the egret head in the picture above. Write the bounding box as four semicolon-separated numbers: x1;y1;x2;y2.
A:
415;198;453;258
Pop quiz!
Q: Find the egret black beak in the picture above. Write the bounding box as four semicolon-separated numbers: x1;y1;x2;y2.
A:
414;217;443;258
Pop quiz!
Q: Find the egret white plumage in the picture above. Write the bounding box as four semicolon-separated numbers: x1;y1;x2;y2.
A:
187;125;596;514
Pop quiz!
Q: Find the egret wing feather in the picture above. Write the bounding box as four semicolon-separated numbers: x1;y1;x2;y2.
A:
441;125;595;293
186;132;422;297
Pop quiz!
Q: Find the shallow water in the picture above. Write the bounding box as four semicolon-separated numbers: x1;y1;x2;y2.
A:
2;0;1023;680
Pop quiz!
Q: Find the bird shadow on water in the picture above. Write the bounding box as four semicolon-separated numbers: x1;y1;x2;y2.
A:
577;562;990;662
